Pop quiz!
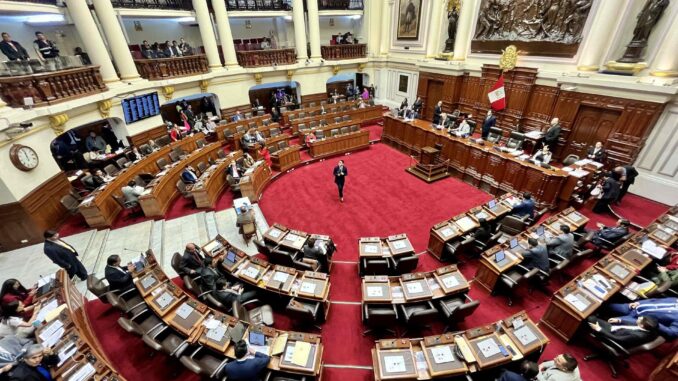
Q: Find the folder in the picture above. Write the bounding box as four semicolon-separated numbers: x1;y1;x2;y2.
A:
271;334;288;355
292;341;312;367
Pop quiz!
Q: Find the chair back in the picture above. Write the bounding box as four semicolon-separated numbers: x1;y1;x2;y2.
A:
116;157;129;168
236;125;246;133
104;164;119;177
395;255;418;273
169;151;182;163
253;239;271;255
363;258;389;275
171;252;185;276
182;275;202;296
176;180;188;196
139;144;151;154
87;274;110;303
487;127;503;143
365;305;398;327
298;123;307;131
350;125;359;132
562;154;579;166
340;127;349;135
270;128;281;137
315;130;325;139
334;117;341;124
156;157;169;169
60;194;80;213
505;132;525;150
342;115;350;122
216;150;227;159
309;121;318;128
454;299;480;321
197;162;208;173
499;215;527;236
196;139;207;148
278;140;288;150
231;301;251;323
330;129;339;137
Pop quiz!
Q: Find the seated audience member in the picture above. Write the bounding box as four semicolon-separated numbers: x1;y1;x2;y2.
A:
473;218;493;244
85;131;107;153
498;360;538;381
181;166;199;184
511;192;535;219
0;302;38;338
358;99;366;109
593;172;621;214
547;224;575;259
127;145;143;162
151;42;165;58
7;344;58;381
302;237;324;261
203;117;217;133
521;238;550;274
500;354;581;381
649;251;678;287
231;110;244;122
169;124;183;142
221;340;271;381
606;297;678;339
95;169;114;183
198;257;224;291
140;40;154;59
242;153;255;169
178;37;192;55
587;141;606;162
171;40;182;56
0;32;29;61
81;170;103;191
100;124;121;151
531;145;552;164
0;280;36;318
104;254;135;291
121;180;143;205
162;40;175;57
236;206;255;233
587;315;659;347
212;278;257;306
181;243;207;275
74;46;91;65
0;335;33;373
226;161;242;180
588;219;630;248
305;132;317;146
450;114;472;137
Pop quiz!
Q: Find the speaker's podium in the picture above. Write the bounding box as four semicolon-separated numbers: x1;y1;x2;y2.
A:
406;146;450;183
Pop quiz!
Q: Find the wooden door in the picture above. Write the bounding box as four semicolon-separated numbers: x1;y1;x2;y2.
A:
563;106;620;159
424;80;444;121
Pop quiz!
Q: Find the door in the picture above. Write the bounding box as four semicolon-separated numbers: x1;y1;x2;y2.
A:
424;80;444;121
563;106;620;159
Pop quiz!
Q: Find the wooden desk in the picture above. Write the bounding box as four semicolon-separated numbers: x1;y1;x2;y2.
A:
239;161;272;201
290;105;383;135
359;234;415;274
308;129;370;158
189;151;243;209
270;145;301;172
263;224;335;271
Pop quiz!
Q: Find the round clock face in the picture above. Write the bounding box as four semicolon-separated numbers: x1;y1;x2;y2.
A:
11;145;39;171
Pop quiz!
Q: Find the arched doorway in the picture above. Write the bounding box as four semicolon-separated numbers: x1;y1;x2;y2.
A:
248;81;301;113
50;118;129;171
160;93;221;127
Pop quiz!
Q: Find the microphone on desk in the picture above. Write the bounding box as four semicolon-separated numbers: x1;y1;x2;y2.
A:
123;247;145;256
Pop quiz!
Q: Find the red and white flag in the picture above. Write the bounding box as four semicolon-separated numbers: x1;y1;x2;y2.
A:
487;74;506;111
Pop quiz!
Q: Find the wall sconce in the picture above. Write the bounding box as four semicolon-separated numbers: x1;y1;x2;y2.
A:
329;18;334;27
245;20;252;29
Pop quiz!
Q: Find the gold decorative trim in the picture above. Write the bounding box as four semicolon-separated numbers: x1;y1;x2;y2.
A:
332;65;340;75
254;73;263;84
49;113;69;135
98;99;112;118
605;61;647;75
499;45;518;71
162;86;175;100
286;70;294;81
576;65;599;71
199;80;209;93
357;63;367;73
649;70;678;78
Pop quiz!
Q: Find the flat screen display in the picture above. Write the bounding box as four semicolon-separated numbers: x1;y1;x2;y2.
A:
122;92;160;124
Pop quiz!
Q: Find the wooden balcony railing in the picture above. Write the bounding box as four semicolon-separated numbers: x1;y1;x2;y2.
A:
134;54;209;80
318;0;363;10
110;0;193;10
226;0;290;11
236;48;296;67
321;44;367;60
0;66;106;108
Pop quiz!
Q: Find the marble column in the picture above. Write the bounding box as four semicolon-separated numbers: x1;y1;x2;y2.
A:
380;0;394;56
193;0;223;68
292;0;308;61
64;0;119;82
426;0;446;58
576;0;626;71
306;0;321;60
650;16;678;77
211;0;240;68
452;0;477;60
92;0;140;80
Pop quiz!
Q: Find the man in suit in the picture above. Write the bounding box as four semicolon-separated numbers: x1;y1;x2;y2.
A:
606;297;678;339
226;161;242;181
481;110;497;139
500;354;581;381
104;254;135;291
412;97;423;113
43;230;88;281
587;142;606;162
543;117;561;152
212;278;257;306
593;172;621;214
511;192;535;219
614;165;639;203
521;238;550;273
181;166;199;184
85;131;107;153
221;340;270;381
178;37;192;55
7;344;59;381
587;315;658;347
0;32;29;61
198;257;224;291
547;224;575;259
433;101;443;125
333;160;348;202
302;237;324;261
140;40;155;59
121;180;143;205
180;243;207;276
588;219;630;248
231;111;244;122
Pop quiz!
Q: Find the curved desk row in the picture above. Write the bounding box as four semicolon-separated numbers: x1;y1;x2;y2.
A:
35;270;125;380
382;116;571;209
239;160;273;201
188;151;243;209
372;310;549;380
263;223;336;272
282;101;360;126
308;129;370;159
133;255;325;378
289;105;383;135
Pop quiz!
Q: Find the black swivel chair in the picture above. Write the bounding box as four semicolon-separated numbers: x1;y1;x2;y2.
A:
362;304;398;336
486;127;503;143
505;132;525;150
584;332;666;378
498;264;540;306
286;298;322;331
436;294;480;332
361;257;390;275
179;345;229;379
399;301;439;337
391;255;418;274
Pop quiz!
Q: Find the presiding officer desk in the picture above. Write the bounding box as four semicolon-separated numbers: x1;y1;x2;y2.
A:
541;206;678;342
383;115;572;209
188;150;243;209
34;270;125;380
372;310;549;380
78;133;205;228
133;252;325;378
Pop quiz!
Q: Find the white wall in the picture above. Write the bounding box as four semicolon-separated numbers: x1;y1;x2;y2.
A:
120;18;202;47
374;66;419;109
0;16;85;59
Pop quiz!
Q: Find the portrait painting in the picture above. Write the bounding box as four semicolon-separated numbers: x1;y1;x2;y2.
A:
397;0;423;40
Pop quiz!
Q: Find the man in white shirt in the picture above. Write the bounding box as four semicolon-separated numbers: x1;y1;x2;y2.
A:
450;114;472;137
121;180;144;205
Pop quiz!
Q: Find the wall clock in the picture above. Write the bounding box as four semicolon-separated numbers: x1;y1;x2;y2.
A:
9;144;39;171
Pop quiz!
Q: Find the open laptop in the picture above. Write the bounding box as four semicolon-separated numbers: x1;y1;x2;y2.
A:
249;330;266;346
494;250;509;267
509;238;526;251
225;250;237;264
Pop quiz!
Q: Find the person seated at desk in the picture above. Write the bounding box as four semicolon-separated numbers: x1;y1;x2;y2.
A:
358;99;366;109
449;114;472;137
404;108;418;120
586;219;630;248
181;166;199;184
647;251;678;288
501;354;581;381
302;237;325;261
531;145;552;164
606;297;678;339
85;131;107;153
0;301;38;338
546;224;575;260
7;344;59;381
226;161;243;181
587;141;606;162
441;113;455;130
104;254;135;292
212;278;258;306
140;40;154;59
0;335;34;376
242;153;255;169
271;108;280;123
198;257;224;291
232;110;244;122
169;124;183;142
220;340;270;381
412;96;423;113
203;117;217;134
473;218;493;245
520;238;550;274
587;315;659;347
94;169;113;183
399;98;408;112
498;360;538;381
241;129;264;152
0;279;36;319
305;132;317;146
510;192;535;219
181;243;207;276
121;180;144;205
127;146;143;162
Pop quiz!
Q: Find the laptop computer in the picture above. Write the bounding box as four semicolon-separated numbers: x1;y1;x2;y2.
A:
494;251;509;266
509;238;519;250
536;226;545;236
249;330;266;346
225;250;237;264
229;322;246;343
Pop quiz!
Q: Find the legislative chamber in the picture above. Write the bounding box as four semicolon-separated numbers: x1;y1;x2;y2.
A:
0;1;676;381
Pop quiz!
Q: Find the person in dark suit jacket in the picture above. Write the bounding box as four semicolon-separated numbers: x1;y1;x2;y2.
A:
198;257;224;291
104;255;135;291
589;219;630;248
593;172;621;214
0;33;29;61
221;340;270;381
212;278;257;306
180;243;207;275
473;218;492;245
587;315;658;347
543;117;561;152
615;165;639;203
7;344;59;381
433;101;443;125
333;160;347;202
547;224;575;259
140;40;155;59
481;110;497;139
521;238;550;273
587;142;606;162
43;230;87;281
412;97;423;113
181;166;199;184
302;237;324;261
607;297;678;339
511;192;535;219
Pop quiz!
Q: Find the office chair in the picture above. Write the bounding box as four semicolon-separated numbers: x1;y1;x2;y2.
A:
86;274;113;304
443;236;476;262
179;345;229;379
142;324;190;357
240;219;257;246
548;256;571;283
216;150;227;159
342;115;350;122
391;255;418;274
176;181;193;200
168;151;182;163
235;125;246;134
486;127;503;143
118;307;164;337
399;301;439;336
525;207;548;226
436;294;480;332
182;275;202;297
362;304;398;336
505;132;525;150
577;231;631;253
231;300;274;326
309;102;316;107
299;112;307;119
315;130;325;139
245;112;253;119
155;135;171;147
197;161;208;174
278;140;289;150
196;139;207;148
330;129;339;137
497;215;528;237
498;264;540;306
60;194;80;215
562;154;579;166
340;126;349;135
253;239;271;256
269;248;320;272
350;124;359;132
269;127;281;137
112;194;142;219
309;121;318;128
170;252;186;277
334;117;341;124
116;157;129;168
361;257;390;275
298;123;308;133
139;144;152;155
226;174;240;195
103;164;119;177
262;119;270;126
106;289;146;315
156;157;169;169
469;231;502;257
584;333;666;378
286;299;322;331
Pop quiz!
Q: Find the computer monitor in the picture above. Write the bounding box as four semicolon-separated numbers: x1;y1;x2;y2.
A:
494;251;506;263
536;226;545;236
509;238;519;249
249;331;266;346
488;199;496;209
226;251;237;263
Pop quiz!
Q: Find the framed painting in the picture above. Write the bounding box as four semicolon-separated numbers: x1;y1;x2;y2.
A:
397;0;423;40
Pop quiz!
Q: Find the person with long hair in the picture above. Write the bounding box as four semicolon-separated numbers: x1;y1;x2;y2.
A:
0;279;36;319
0;301;39;338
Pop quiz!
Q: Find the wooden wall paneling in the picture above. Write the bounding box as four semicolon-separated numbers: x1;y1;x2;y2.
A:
606;102;664;168
127;125;167;147
300;92;328;105
522;85;559;132
0;202;42;252
220;104;253;119
20;172;71;232
326;80;353;97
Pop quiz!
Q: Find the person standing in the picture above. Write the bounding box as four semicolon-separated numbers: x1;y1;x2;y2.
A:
615;165;639;204
481;110;496;139
543;117;561;152
433;101;443;125
32;32;59;61
0;32;29;61
43;230;88;281
333;160;348;203
593;172;621;214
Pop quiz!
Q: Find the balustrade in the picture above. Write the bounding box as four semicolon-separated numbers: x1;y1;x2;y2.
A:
110;0;193;10
321;44;367;60
236;48;296;67
134;54;209;80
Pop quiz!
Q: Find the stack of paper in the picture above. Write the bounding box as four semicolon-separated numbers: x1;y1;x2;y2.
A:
431;346;454;364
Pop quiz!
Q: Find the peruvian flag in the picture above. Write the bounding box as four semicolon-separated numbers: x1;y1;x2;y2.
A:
487;74;506;111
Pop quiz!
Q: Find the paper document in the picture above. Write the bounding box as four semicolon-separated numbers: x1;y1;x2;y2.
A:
37;274;56;288
273;272;289;283
57;342;78;366
283;343;295;363
582;279;608;299
44;305;66;323
156;292;174;309
285;233;300;243
363;244;379;254
242;266;260;279
514;326;538;346
440;227;455;237
415;351;428;370
66;363;95;381
610;264;630;280
391;286;404;299
271;334;288;355
206;325;226;342
39;320;63;341
367;286;384;297
41;327;65;348
431;346;455;364
269;229;282;238
564;293;589;312
300;282;317;294
442;275;460;289
392;240;407;250
477;338;501;358
291;341;312;367
141;276;157;289
202;317;219;330
36;299;59;322
456;217;476;231
384;355;407;373
405;282;423;294
176;303;194;319
642;239;667;259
